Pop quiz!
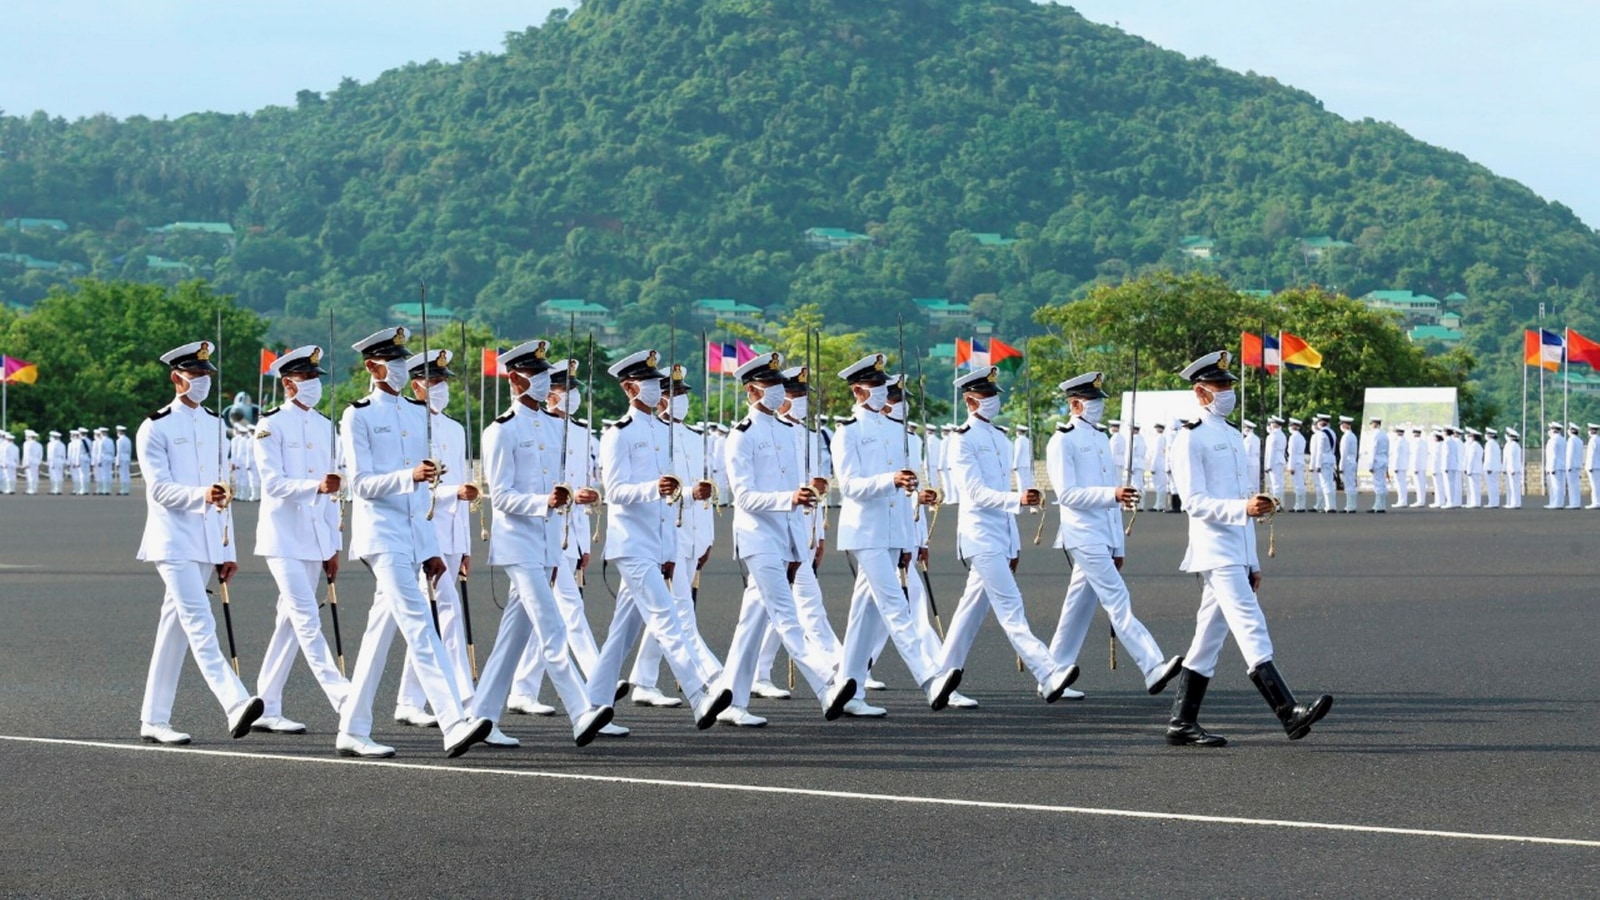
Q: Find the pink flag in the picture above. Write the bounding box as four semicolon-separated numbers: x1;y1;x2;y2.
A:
735;340;758;366
707;341;724;375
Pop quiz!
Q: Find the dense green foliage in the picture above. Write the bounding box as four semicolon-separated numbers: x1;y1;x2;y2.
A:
3;0;1597;422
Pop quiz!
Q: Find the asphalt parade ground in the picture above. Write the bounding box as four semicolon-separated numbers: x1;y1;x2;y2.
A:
1;491;1596;897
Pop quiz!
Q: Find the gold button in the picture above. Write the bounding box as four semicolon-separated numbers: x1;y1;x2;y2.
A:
401;430;408;437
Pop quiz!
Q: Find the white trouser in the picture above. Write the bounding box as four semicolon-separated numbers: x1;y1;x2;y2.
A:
1369;470;1388;511
1389;469;1405;506
1546;471;1565;508
119;466;132;494
936;551;1056;685
1433;470;1450;507
1130;468;1147;508
512;553;600;697
723;553;838;709
1588;470;1600;508
0;468;12;493
1565;470;1582;508
1505;471;1522;508
49;470;63;493
631;551;720;690
95;465;111;493
865;558;941;676
141;560;252;726
1315;468;1336;511
397;553;471;712
468;563;590;724
256;557;349;717
1408;470;1426;506
339;552;470;738
1150;469;1168;510
758;559;841;683
1182;565;1275;678
1267;467;1285;499
1464;473;1482;508
1048;545;1163;674
839;548;939;699
1341;467;1358;511
587;556;715;709
1287;470;1306;510
25;469;39;494
1484;470;1501;508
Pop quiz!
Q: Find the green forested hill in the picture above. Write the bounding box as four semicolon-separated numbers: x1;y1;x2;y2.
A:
2;0;1597;416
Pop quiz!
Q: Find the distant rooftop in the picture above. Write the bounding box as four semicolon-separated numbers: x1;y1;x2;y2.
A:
149;221;236;236
970;233;1017;247
4;218;68;232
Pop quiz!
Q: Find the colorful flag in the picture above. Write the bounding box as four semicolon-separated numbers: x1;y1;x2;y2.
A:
1566;328;1600;368
954;338;972;368
734;340;758;366
482;347;503;378
707;341;724;375
1263;333;1283;372
989;337;1023;371
1279;332;1323;369
2;355;37;385
1524;329;1563;371
259;348;277;375
958;338;989;370
1241;333;1282;374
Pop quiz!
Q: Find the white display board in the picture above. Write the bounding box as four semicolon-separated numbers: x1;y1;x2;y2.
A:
1361;387;1459;431
1118;389;1201;432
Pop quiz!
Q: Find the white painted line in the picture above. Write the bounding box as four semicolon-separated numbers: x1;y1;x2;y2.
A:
2;734;1596;849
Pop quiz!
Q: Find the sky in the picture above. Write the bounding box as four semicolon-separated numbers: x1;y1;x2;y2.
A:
2;1;1596;228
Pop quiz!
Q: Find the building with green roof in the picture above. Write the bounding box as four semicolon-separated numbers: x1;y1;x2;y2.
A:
804;227;872;251
693;298;763;324
913;298;974;323
1364;289;1442;323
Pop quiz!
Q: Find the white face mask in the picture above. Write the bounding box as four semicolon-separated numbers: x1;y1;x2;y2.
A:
427;382;450;413
786;395;808;421
563;388;582;414
632;380;662;409
1078;398;1105;426
756;384;785;412
670;394;690;421
887;400;906;420
373;363;407;394
1205;389;1237;418
976;395;1002;420
865;385;889;410
291;377;322;410
182;374;212;405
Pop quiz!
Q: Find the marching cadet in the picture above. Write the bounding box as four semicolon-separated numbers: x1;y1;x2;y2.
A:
940;423;959;504
76;427;94;495
630;364;721;715
1336;416;1359;512
1361;416;1389;513
250;345;349;734
45;429;65;494
709;422;732;504
1147;421;1171;511
115;425;133;495
136;340;264;745
335;327;492;759
1565;423;1584;509
1264;417;1287;498
508;359;606;718
22;429;42;494
1129;424;1149;510
1408;425;1428;507
1463;428;1485;509
1483;427;1503;508
1045;372;1184;696
0;431;15;493
1165;351;1333;747
92;427;114;494
834;354;962;713
1389;423;1410;507
66;428;84;495
1544;422;1566;508
586;349;732;729
719;353;856;725
464;340;613;748
1503;427;1524;508
1241;419;1260;475
935;366;1077;703
1309;414;1337;512
1285;417;1307;511
1012;423;1034;492
392;349;481;731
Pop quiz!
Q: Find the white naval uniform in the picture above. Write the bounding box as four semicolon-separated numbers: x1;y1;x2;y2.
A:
1309;426;1336;512
116;433;134;494
835;404;942;697
77;434;93;494
1440;435;1464;508
1587;434;1600;508
1408;434;1428;506
586;408;719;712
1389;433;1409;507
252;402;348;719
22;437;42;493
466;402;594;728
1241;429;1261;491
1362;428;1388;512
136;400;253;728
1170;411;1274;678
1464;437;1484;508
1045;418;1165;676
337;389;475;743
45;436;65;494
93;434;115;494
1503;438;1524;508
1286;429;1308;510
1483;436;1503;508
862;420;937;677
1147;430;1171;509
396;409;475;714
1338;429;1359;512
757;416;840;685
1565;433;1584;509
721;407;843;711
67;435;84;495
1544;432;1566;508
0;438;16;493
1264;427;1287;498
1129;432;1149;508
936;415;1059;686
1012;431;1034;491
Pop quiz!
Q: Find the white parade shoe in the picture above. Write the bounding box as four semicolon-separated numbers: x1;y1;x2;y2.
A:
1042;666;1081;704
631;686;684;708
750;680;792;700
442;716;493;758
393;705;439;728
573;706;615;747
694;685;735;730
507;695;557;717
482;726;521;748
842;698;888;718
947;691;979;709
251;715;308;734
864;676;888;691
227;697;265;739
717;706;768;727
598;722;630;738
140;722;191;745
1145;656;1186;695
335;733;396;758
926;668;963;711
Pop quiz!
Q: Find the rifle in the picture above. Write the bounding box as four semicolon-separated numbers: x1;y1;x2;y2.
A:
559;313;576;550
325;311;345;675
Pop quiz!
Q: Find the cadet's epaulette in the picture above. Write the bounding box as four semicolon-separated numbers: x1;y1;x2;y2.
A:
886;415;905;424
147;407;173;421
687;424;704;435
609;415;632;430
542;408;561;419
260;407;281;418
351;399;372;409
836;417;857;427
574;417;590;428
735;417;753;432
956;424;971;434
494;411;514;424
1056;422;1074;433
1094;423;1108;433
1183;418;1203;430
202;406;218;416
403;396;425;406
777;418;794;428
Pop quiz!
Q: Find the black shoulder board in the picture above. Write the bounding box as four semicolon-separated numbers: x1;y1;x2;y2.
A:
610;415;632;430
777;418;794;428
574;417;589;427
403;396;425;406
886;415;905;425
735;417;753;432
351;399;372;409
494;410;515;424
1056;422;1074;433
542;408;561;418
147;407;172;421
202;406;219;417
260;407;280;418
1183;418;1203;430
688;424;704;435
836;417;857;427
956;424;971;434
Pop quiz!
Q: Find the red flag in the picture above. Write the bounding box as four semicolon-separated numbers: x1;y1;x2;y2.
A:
954;338;972;367
259;348;277;375
482;347;502;378
1279;332;1323;369
1567;328;1600;368
1240;332;1263;368
989;337;1023;371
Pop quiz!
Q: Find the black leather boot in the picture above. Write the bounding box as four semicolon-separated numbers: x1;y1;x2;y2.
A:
1165;668;1226;747
1249;660;1333;740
